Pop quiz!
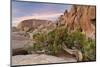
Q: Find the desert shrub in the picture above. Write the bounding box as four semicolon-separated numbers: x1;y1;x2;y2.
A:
63;31;85;49
68;31;95;61
32;26;68;55
81;39;96;61
30;26;96;61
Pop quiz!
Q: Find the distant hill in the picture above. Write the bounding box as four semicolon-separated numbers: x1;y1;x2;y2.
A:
16;19;55;32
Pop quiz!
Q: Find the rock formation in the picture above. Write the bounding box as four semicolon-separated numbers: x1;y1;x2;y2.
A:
58;5;96;39
17;19;54;32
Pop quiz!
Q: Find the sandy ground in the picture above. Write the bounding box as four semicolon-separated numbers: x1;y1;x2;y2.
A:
12;54;77;66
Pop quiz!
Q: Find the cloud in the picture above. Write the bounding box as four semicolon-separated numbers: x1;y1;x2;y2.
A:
12;1;72;26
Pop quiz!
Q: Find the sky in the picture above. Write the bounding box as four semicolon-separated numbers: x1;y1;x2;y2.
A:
12;0;72;26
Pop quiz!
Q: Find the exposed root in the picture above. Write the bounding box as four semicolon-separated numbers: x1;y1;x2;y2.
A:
62;44;83;61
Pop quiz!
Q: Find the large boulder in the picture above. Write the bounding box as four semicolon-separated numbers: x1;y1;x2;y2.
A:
11;32;31;56
58;5;96;39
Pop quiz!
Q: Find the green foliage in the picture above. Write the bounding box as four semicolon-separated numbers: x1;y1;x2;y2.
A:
64;31;85;49
29;26;96;61
32;26;68;55
65;31;96;61
82;39;96;61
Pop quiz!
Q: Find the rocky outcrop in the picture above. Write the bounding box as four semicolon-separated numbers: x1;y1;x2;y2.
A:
17;19;54;32
58;5;96;39
11;32;30;56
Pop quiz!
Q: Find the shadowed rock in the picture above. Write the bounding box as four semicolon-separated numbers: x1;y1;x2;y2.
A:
12;48;28;56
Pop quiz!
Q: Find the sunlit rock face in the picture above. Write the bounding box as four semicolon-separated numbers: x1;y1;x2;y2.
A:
58;5;96;39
